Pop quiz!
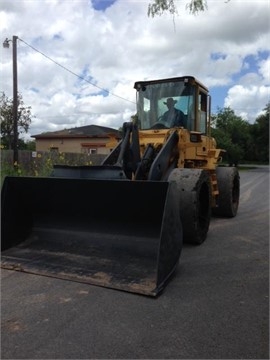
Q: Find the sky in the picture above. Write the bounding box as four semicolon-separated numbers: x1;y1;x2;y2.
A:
0;0;269;140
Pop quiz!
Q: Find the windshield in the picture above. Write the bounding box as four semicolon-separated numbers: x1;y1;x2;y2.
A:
136;80;195;130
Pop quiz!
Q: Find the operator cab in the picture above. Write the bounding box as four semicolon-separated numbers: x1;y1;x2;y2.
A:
134;76;210;134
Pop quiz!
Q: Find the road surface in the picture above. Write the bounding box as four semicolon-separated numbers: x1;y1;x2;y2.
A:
1;166;269;359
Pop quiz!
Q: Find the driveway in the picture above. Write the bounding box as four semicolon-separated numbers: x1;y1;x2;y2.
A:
1;166;269;359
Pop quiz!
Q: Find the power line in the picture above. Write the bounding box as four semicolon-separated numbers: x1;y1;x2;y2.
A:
18;38;136;105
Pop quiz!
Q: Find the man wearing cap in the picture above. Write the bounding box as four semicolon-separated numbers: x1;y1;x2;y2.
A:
161;98;185;128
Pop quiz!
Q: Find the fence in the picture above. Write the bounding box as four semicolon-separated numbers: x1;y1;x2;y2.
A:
0;150;107;177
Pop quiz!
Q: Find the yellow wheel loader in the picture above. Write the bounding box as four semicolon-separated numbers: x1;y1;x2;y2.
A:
1;76;240;296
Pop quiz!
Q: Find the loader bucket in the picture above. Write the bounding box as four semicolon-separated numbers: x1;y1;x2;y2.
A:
1;176;182;296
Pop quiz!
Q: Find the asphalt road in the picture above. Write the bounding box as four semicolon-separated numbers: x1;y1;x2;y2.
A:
1;166;269;359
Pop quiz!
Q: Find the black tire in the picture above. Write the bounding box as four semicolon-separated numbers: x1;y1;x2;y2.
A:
213;166;240;217
168;168;212;245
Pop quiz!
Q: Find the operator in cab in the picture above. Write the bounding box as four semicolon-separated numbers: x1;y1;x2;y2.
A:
161;98;185;128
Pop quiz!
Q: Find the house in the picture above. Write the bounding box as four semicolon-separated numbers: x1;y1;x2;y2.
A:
32;125;121;155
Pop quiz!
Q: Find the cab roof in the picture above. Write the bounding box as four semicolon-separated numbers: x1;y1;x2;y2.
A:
134;76;208;92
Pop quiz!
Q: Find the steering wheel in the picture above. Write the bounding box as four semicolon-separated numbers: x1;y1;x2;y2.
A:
150;115;169;129
151;122;168;129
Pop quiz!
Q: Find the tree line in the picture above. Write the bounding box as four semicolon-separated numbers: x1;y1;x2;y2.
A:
0;92;269;164
211;105;269;165
0;92;35;151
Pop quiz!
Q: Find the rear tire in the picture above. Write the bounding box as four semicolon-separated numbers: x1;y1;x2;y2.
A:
168;169;212;245
213;166;240;217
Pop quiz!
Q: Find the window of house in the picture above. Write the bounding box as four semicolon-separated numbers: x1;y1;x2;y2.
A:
82;147;97;155
50;147;59;153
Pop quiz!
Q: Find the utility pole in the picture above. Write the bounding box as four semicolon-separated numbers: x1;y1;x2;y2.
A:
12;35;19;167
3;35;19;168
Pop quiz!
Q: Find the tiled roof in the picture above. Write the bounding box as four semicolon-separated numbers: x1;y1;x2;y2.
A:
32;125;121;139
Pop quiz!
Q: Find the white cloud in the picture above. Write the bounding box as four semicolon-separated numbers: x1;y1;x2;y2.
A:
0;0;269;139
258;57;270;82
224;83;269;121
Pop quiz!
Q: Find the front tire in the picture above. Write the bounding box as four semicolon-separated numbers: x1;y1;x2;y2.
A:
169;169;212;245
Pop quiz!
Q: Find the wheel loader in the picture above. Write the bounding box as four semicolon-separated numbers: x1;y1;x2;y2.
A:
1;76;240;296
